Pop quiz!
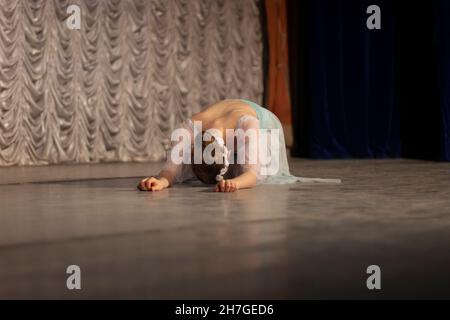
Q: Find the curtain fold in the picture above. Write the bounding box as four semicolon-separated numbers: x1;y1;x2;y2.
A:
0;0;264;166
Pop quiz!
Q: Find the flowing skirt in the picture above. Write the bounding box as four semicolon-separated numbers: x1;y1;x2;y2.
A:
240;99;341;184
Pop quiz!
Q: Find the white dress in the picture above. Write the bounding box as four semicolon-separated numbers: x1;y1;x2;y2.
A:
162;100;341;185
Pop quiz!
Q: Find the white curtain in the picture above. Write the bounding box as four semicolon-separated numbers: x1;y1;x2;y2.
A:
0;0;263;166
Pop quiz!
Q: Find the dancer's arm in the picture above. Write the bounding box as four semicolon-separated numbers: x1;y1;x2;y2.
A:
138;120;195;191
215;115;260;193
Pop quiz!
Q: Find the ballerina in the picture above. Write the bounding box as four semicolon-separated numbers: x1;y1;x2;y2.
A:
138;99;340;192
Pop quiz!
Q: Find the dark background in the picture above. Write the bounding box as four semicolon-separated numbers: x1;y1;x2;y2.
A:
286;0;450;161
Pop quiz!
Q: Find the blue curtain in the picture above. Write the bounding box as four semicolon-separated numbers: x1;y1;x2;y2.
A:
288;0;450;161
308;0;399;158
435;0;450;161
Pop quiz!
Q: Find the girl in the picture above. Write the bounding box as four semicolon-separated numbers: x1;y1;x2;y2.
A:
138;99;340;192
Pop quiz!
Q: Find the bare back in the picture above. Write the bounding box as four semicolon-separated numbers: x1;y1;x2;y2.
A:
191;99;258;132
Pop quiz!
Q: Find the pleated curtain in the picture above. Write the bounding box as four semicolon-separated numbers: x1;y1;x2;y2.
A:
0;0;264;166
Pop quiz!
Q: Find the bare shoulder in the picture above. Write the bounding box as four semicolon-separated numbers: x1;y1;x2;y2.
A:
191;99;257;124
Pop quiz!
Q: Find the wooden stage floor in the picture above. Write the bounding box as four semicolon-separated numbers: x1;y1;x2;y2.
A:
0;159;449;299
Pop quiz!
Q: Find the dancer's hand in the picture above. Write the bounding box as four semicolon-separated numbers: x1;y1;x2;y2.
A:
138;177;167;192
215;179;239;193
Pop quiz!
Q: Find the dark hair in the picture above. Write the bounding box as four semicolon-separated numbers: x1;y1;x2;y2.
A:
191;135;232;184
